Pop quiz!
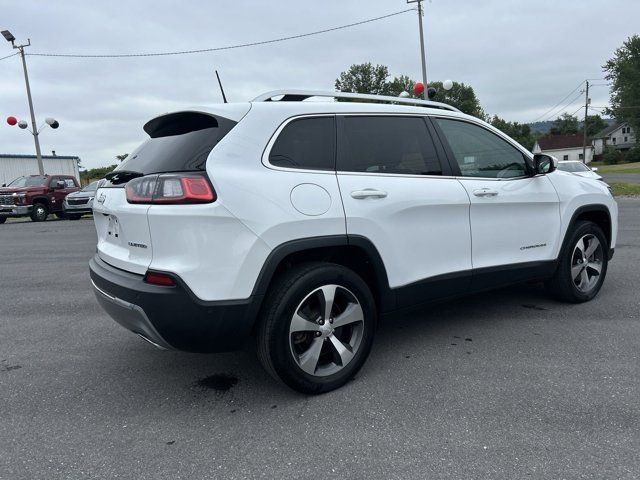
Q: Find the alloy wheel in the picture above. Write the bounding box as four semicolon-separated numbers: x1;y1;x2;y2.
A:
571;234;603;293
289;284;364;377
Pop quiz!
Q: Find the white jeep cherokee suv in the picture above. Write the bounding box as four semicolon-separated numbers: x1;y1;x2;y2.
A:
90;90;618;394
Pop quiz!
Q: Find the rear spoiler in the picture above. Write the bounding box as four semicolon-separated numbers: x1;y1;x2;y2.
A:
143;104;251;138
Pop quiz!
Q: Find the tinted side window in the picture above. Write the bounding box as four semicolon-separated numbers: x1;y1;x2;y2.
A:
435;118;527;178
339;116;442;175
269;117;335;170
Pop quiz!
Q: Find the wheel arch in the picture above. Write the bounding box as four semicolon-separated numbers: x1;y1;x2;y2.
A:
559;204;612;258
31;196;50;208
251;235;395;314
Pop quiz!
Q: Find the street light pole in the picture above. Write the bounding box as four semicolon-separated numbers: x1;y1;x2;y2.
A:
408;0;428;99
2;32;45;175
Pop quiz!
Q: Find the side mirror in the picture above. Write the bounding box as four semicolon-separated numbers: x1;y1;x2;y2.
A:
533;154;557;175
1;183;5;187
591;167;598;172
55;180;65;189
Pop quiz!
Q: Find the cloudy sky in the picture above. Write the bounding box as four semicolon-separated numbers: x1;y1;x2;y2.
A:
1;0;638;169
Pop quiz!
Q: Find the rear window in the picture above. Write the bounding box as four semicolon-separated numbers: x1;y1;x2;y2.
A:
268;117;335;171
104;112;236;186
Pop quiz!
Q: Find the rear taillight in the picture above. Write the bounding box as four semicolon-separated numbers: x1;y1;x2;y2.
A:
144;271;176;286
125;174;215;204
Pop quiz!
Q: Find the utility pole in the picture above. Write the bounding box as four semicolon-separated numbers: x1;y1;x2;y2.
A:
407;0;428;99
2;31;44;175
582;80;590;164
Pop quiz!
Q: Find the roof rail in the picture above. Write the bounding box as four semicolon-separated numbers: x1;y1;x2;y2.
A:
251;89;460;112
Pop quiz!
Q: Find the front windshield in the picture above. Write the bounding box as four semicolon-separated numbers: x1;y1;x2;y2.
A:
7;176;48;187
558;162;589;173
82;181;98;192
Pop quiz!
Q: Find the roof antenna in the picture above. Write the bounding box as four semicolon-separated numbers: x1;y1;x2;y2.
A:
215;70;228;103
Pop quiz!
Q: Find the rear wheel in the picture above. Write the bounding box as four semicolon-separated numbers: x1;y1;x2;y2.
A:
30;203;48;222
257;262;376;394
0;217;6;224
546;221;608;303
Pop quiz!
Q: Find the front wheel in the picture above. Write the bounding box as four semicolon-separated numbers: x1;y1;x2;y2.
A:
546;221;608;303
257;263;376;394
0;217;6;224
30;203;48;222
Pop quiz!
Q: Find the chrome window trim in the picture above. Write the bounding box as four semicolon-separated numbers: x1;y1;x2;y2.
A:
262;112;458;177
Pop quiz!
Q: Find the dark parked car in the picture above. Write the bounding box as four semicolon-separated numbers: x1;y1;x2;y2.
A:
0;174;80;223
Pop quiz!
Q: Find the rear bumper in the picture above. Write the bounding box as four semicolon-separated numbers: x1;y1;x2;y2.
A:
89;254;262;353
0;204;31;217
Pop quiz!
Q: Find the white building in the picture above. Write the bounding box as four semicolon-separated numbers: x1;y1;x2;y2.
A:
0;152;81;186
532;134;594;163
592;122;636;159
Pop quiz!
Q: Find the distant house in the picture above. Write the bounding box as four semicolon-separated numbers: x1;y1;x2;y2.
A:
532;134;594;163
592;122;636;160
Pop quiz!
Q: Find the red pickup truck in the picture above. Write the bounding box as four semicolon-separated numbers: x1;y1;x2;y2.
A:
0;174;80;223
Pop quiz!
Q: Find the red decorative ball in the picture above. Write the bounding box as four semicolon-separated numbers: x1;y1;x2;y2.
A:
413;82;425;95
7;116;17;126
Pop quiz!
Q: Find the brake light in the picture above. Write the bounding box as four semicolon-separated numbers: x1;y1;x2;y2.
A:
144;271;176;286
125;174;215;204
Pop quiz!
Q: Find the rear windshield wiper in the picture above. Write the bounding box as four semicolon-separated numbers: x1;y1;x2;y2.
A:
105;170;144;185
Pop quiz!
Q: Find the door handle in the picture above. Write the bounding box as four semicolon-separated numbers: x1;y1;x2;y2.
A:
473;188;499;197
350;189;388;199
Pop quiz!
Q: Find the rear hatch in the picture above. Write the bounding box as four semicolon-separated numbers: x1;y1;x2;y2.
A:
93;105;249;274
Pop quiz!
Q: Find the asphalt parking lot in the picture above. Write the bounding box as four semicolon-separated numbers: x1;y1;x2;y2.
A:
1;199;639;480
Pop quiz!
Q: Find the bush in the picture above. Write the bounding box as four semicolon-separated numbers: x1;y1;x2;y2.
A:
624;146;640;164
602;146;625;164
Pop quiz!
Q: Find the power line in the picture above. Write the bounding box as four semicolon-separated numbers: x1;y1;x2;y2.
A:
0;52;19;61
535;90;585;123
26;9;413;59
569;104;584;116
591;105;640;109
530;81;585;123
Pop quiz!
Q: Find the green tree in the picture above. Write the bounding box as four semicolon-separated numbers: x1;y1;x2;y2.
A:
116;153;129;162
386;74;417;97
603;35;640;132
80;164;117;184
585;114;609;137
430;81;485;119
335;63;390;96
489;115;537;150
550;113;579;135
335;64;485;118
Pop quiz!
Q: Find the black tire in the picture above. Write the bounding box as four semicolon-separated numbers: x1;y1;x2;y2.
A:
30;203;48;222
546;221;608;303
0;217;6;224
257;262;377;394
